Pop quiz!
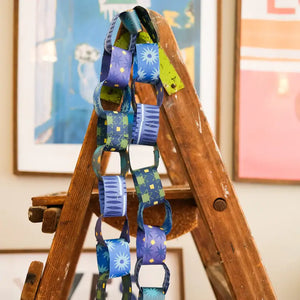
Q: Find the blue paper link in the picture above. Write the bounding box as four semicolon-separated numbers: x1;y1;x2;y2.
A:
132;104;160;146
120;10;143;34
98;111;129;152
95;217;131;279
96;238;131;279
95;217;130;245
134;257;170;294
132;166;165;208
134;6;159;43
137;200;172;235
138;288;165;300
136;225;166;265
93;83;131;118
104;13;137;54
131;80;164;109
98;176;127;217
133;43;160;84
100;47;132;89
92;144;129;179
108;238;131;278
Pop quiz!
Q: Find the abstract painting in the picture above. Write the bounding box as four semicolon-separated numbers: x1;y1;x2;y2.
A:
15;0;219;173
235;0;300;182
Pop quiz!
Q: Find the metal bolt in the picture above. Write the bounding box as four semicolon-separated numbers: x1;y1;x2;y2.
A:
213;198;227;212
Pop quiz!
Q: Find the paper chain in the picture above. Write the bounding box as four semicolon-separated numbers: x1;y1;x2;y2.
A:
92;7;172;300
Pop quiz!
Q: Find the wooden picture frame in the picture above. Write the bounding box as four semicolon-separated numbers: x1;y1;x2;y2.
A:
234;0;300;184
13;0;222;175
0;248;184;299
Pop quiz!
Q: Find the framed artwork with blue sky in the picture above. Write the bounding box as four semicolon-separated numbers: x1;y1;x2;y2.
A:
14;0;220;174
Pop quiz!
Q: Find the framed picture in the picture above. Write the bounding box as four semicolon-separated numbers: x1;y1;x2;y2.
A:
0;248;184;299
234;0;300;183
14;0;221;175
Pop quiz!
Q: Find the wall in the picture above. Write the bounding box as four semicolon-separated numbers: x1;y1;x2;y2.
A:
0;0;299;299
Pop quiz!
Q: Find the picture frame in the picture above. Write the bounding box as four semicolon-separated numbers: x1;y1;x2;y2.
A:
14;0;222;175
234;0;300;183
0;248;185;299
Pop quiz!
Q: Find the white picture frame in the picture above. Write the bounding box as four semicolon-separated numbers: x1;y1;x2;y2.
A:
0;248;185;299
14;0;220;174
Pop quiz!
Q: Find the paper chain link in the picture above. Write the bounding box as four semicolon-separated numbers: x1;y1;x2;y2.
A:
92;7;172;299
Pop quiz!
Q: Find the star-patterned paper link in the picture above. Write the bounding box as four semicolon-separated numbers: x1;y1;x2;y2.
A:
133;44;160;84
136;226;167;265
139;287;166;300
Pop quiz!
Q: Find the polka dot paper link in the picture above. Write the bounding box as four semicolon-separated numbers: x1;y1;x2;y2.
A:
136;226;167;265
92;7;173;299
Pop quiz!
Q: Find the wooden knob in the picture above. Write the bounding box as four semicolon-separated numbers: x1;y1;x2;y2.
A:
213;198;227;212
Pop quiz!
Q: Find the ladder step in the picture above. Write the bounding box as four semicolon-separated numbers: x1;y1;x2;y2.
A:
30;186;197;240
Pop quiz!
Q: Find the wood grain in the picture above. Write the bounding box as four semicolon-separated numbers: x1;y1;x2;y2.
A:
21;261;43;300
145;10;276;300
35;111;98;299
28;206;47;223
31;186;198;239
135;82;188;185
41;208;62;233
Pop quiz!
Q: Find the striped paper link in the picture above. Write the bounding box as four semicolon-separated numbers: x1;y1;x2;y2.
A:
104;13;120;54
98;176;127;217
132;104;160;146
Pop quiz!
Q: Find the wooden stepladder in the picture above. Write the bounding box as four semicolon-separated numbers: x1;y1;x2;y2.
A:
21;11;276;300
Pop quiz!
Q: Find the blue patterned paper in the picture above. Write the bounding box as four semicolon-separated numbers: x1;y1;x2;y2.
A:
98;176;127;217
132;166;165;207
98;111;129;152
136;226;166;265
107;238;131;278
137;200;172;235
133;44;160;84
135;258;170;294
120;10;143;34
96;238;130;279
100;46;132;89
132;104;160;146
92;145;129;179
139;288;165;300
